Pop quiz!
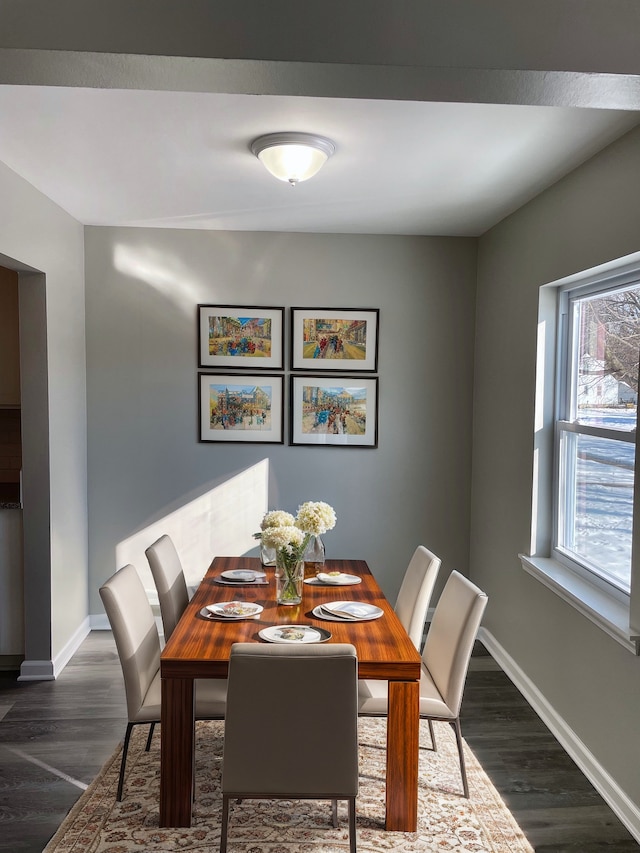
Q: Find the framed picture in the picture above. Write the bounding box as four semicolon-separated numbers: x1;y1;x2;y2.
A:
290;307;379;372
290;375;378;447
198;305;284;369
199;373;284;443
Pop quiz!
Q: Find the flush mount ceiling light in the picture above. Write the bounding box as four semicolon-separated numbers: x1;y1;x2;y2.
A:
251;132;336;187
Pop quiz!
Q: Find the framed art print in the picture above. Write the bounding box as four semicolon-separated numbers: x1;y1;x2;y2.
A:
199;373;284;443
290;375;378;447
198;305;284;369
291;307;379;372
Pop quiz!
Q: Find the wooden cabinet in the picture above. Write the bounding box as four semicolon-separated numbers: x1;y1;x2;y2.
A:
0;267;20;407
0;409;21;503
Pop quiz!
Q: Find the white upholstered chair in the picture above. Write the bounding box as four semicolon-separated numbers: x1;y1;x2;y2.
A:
145;534;190;642
358;570;488;798
359;545;440;745
394;545;441;650
220;643;359;853
99;563;227;800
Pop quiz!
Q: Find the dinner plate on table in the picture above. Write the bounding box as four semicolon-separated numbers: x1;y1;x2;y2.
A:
259;624;332;644
220;569;266;582
312;601;384;622
310;572;361;586
203;601;264;620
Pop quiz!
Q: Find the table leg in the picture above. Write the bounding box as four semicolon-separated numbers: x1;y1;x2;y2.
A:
160;676;195;827
385;679;419;831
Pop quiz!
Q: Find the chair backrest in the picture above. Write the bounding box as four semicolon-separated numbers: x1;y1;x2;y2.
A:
394;545;441;650
145;534;189;641
222;643;359;798
422;570;488;716
99;563;161;722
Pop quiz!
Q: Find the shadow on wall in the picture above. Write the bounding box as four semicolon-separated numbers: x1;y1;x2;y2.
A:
116;459;270;601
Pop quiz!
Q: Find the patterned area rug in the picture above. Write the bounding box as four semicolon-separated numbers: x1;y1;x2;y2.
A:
44;718;533;853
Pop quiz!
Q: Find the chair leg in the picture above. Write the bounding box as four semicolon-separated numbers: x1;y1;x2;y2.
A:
427;718;437;751
348;797;357;853
220;794;230;853
450;718;469;798
145;722;156;751
331;799;338;828
117;722;135;802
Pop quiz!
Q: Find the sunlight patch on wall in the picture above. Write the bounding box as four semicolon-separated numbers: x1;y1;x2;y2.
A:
116;459;270;601
113;243;206;315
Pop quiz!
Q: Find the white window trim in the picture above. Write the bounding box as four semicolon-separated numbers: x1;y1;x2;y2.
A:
520;554;639;653
527;251;640;654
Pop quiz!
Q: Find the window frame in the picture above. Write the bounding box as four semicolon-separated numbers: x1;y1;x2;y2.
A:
522;252;640;654
552;277;639;600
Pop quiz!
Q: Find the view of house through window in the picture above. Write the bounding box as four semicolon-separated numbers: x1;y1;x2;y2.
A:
556;282;640;593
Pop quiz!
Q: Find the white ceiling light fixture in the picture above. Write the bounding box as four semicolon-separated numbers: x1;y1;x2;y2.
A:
251;132;336;187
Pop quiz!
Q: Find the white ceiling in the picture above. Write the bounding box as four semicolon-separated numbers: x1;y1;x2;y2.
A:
0;85;637;236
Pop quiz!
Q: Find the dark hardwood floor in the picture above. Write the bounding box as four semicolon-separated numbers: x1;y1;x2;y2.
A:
0;632;637;852
462;652;640;853
0;632;126;852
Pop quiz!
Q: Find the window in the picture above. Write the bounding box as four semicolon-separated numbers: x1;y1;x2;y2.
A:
555;278;640;594
522;253;640;652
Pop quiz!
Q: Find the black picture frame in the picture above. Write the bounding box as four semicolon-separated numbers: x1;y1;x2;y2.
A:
290;307;379;372
198;372;284;444
289;374;378;448
198;304;285;370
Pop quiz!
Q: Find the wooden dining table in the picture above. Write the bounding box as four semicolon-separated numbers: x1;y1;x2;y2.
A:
159;555;421;831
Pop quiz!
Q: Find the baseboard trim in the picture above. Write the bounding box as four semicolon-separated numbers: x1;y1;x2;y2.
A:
53;617;91;678
18;659;54;681
477;626;640;844
18;618;91;681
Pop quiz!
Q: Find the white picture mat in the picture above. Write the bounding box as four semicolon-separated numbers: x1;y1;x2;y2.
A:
199;373;283;443
199;305;284;369
291;307;378;371
290;375;378;447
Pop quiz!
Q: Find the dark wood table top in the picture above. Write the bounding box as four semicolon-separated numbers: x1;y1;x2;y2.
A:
161;556;421;682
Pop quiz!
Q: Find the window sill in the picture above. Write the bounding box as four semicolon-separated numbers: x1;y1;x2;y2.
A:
519;555;640;654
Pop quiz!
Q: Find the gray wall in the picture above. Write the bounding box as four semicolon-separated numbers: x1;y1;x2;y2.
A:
84;228;477;613
471;124;640;806
0;160;87;668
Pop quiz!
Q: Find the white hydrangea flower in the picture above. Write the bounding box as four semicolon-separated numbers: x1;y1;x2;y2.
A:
295;501;337;535
260;510;295;530
260;524;306;550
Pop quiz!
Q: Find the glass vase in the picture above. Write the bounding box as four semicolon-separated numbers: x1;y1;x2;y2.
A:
259;538;276;566
303;534;325;578
275;552;304;605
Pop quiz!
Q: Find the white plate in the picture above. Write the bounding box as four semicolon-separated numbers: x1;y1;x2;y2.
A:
315;572;361;586
312;602;384;622
215;577;268;586
205;601;264;619
221;569;265;581
259;624;331;644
